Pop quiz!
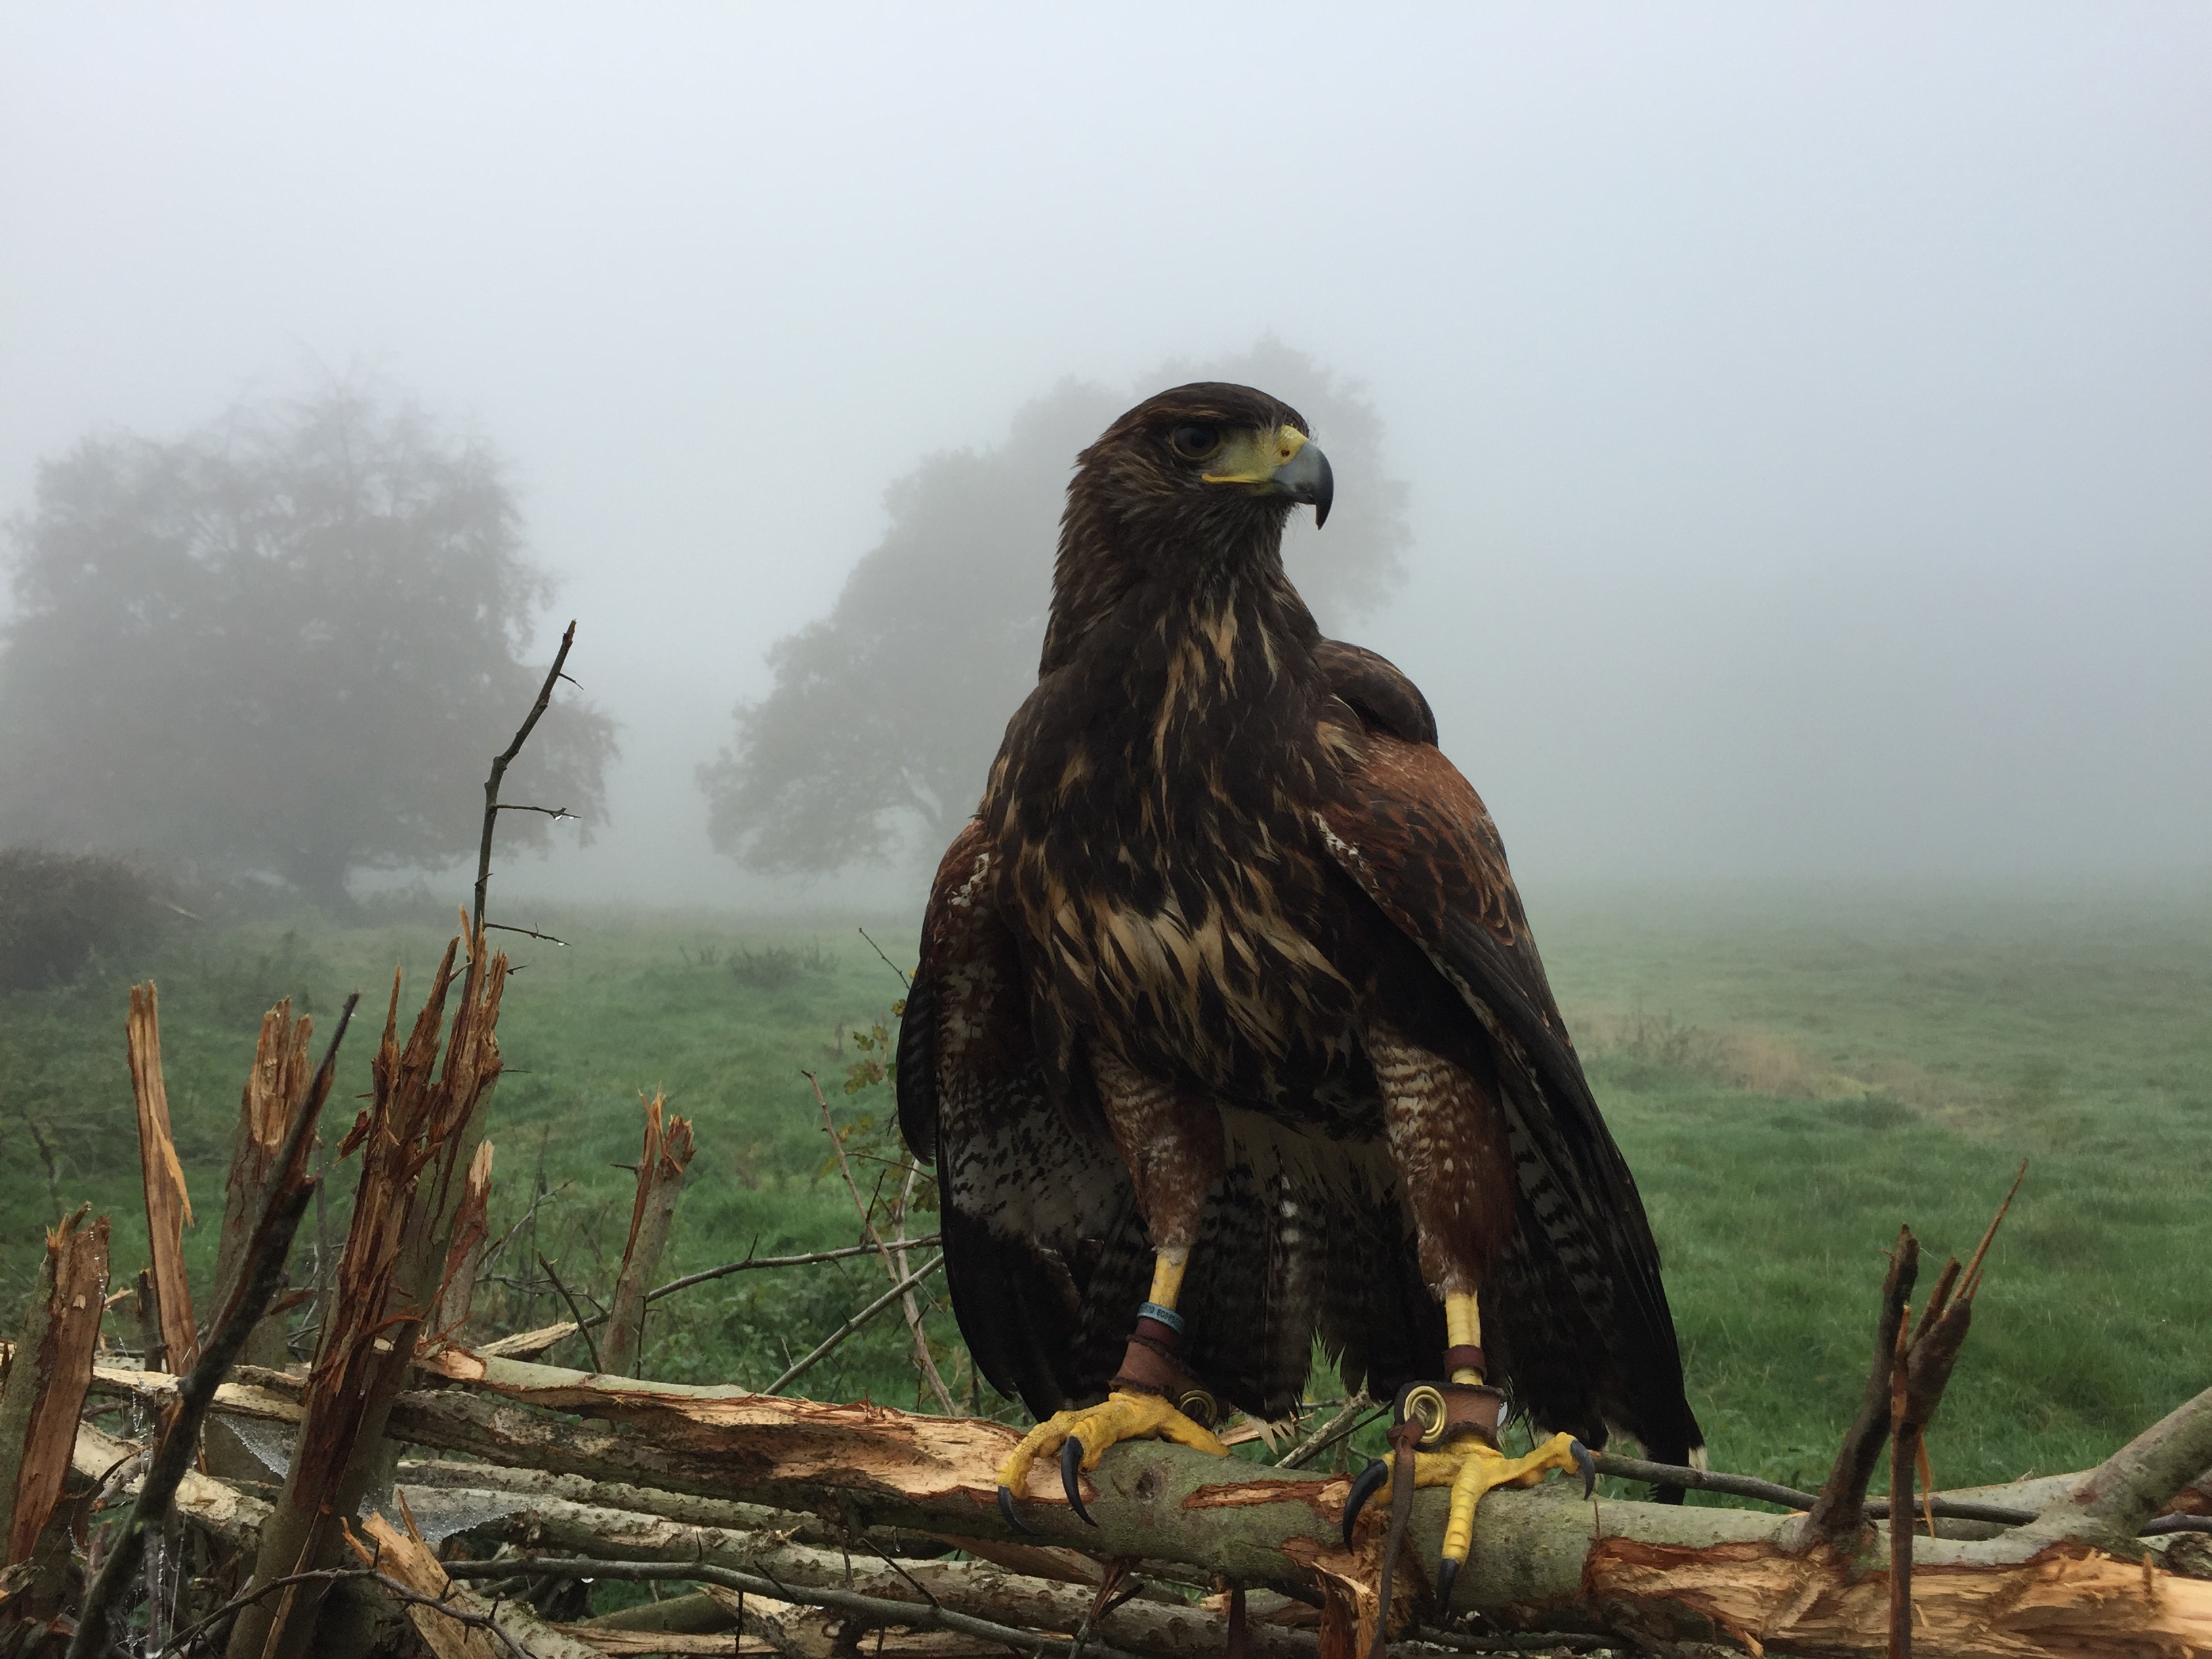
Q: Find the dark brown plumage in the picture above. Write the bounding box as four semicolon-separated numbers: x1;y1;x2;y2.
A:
897;382;1702;1477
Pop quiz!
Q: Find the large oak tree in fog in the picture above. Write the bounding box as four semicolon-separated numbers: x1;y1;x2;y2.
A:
0;386;615;906
701;344;1410;874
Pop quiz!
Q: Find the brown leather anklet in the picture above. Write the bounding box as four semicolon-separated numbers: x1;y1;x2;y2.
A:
1391;1378;1505;1449
1110;1315;1219;1428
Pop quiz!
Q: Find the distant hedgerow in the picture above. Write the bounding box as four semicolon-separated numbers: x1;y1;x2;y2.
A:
0;848;163;991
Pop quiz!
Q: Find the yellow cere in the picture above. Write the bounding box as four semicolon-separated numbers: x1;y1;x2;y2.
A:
1202;423;1309;485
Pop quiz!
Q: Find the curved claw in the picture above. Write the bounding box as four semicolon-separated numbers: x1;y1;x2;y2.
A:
997;1484;1035;1536
1570;1438;1597;1500
1343;1456;1391;1549
1061;1436;1097;1525
1435;1553;1460;1611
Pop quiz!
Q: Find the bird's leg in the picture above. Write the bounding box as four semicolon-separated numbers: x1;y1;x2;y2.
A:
1346;1025;1593;1624
1342;1288;1593;1614
994;1247;1229;1528
995;1050;1230;1530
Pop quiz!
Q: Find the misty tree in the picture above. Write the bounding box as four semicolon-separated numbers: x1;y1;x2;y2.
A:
0;384;615;907
700;342;1410;874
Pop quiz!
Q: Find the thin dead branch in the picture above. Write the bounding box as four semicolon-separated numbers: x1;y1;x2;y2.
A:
473;619;578;941
539;1254;603;1374
762;1254;945;1396
806;1071;955;1413
1277;1393;1375;1472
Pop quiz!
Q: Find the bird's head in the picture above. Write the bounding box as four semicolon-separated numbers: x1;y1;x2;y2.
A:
1069;382;1334;545
1042;383;1334;672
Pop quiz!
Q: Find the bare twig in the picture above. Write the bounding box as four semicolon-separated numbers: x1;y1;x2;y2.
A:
806;1072;955;1413
12;1108;64;1227
474;618;577;940
1276;1393;1377;1471
539;1252;604;1374
68;991;359;1659
855;928;912;987
485;922;570;947
495;804;575;821
645;1237;942;1305
764;1254;945;1395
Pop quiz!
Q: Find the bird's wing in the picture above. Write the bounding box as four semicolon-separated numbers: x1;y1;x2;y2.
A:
1314;726;1703;1463
898;819;1143;1416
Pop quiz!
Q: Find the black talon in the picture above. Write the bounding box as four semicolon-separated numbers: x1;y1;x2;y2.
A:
1435;1554;1460;1611
1570;1438;1597;1500
1061;1437;1097;1525
998;1484;1035;1535
1342;1456;1390;1550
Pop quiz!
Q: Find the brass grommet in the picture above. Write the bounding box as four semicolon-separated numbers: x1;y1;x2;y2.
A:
1400;1384;1449;1447
1177;1388;1219;1429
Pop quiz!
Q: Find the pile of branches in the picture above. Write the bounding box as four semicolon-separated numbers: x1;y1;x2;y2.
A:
2;652;2209;1658
0;941;2205;1659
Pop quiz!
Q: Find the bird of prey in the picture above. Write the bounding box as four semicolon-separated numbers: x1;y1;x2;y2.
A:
897;383;1703;1600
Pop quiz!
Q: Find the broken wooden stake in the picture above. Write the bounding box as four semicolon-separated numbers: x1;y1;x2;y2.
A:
127;981;199;1375
0;1207;110;1567
600;1092;692;1378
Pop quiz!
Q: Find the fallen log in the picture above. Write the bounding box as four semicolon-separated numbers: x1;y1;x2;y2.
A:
40;1343;2212;1655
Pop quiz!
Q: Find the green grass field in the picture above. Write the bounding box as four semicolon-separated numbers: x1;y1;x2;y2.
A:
3;882;2205;1502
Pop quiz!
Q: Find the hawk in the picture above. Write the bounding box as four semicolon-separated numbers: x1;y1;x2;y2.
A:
897;383;1703;1598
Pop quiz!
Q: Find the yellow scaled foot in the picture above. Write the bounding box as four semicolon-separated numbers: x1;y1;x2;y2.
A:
995;1390;1229;1530
1346;1431;1593;1606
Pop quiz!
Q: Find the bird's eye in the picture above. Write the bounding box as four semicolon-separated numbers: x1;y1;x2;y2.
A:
1168;424;1222;461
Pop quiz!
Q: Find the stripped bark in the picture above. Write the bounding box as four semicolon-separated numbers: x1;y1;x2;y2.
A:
0;1208;108;1565
127;982;198;1374
601;1094;693;1377
224;947;504;1659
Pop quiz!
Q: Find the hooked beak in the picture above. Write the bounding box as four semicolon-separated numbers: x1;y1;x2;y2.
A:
1204;424;1334;527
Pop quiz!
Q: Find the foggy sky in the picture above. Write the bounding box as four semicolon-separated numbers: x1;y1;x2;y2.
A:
4;4;2207;907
